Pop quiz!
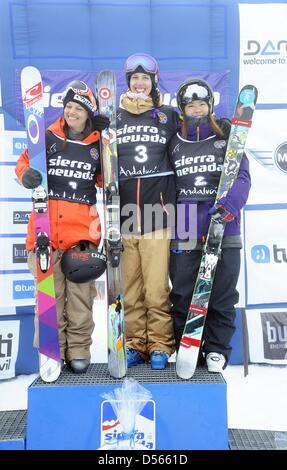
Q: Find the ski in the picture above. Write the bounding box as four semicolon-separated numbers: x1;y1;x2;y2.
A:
21;66;61;382
176;85;258;379
96;71;126;379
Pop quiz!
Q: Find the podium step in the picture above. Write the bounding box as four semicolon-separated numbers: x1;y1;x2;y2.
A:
1;409;284;450
0;410;26;450
31;361;225;386
26;362;228;450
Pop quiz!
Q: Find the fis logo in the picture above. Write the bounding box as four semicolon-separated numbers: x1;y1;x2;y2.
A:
251;244;287;263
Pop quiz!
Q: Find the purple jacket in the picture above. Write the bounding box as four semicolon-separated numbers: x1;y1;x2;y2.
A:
173;122;251;247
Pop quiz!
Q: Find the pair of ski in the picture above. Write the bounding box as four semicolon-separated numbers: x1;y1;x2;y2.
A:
21;67;126;382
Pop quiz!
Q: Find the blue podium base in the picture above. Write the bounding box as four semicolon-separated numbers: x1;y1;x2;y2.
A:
0;410;26;450
26;363;228;450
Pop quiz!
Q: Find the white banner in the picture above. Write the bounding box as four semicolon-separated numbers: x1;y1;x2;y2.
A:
246;308;287;364
0;320;20;379
0;200;31;234
245;109;287;205
244;206;287;305
239;3;287;104
0;272;35;309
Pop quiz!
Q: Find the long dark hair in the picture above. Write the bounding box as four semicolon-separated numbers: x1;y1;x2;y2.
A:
181;113;224;140
150;85;161;108
62;116;93;149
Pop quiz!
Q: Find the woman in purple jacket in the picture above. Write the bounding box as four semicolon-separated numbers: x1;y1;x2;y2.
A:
169;78;251;372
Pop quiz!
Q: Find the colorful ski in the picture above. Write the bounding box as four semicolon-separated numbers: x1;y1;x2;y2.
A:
96;71;126;379
21;66;61;382
176;85;258;379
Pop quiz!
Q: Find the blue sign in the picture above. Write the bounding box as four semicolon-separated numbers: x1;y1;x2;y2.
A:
13;280;35;299
100;400;156;450
251;245;271;263
13;138;27;156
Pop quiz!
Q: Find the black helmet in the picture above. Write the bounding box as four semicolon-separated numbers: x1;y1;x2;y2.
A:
61;241;106;283
176;78;214;114
62;80;97;118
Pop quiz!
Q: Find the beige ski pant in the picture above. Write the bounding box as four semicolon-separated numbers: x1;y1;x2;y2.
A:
27;249;96;361
122;228;175;361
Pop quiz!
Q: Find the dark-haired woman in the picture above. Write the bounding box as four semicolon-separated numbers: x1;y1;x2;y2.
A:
169;77;251;372
117;53;178;369
15;80;109;373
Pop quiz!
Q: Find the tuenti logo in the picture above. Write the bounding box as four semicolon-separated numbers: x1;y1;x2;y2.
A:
13;211;31;224
0;333;13;372
251;244;287;263
13;137;27;156
13;280;35;299
13;244;28;263
261;311;287;360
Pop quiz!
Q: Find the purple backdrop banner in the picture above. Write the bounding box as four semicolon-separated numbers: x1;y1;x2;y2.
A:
16;70;229;127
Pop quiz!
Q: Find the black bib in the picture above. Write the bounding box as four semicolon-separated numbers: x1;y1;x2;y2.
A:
170;134;227;201
45;132;100;205
117;106;177;181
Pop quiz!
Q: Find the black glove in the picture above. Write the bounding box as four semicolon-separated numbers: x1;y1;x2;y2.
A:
92;114;110;132
217;118;231;140
22;167;42;189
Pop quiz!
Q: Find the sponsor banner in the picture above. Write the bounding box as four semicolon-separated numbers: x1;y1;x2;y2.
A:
245;109;287;204
239;3;287;104
100;400;156;450
246;308;287;364
0;320;20;379
0;129;27;163
0;200;31;235
244;205;287;305
0;272;35;308
15;70;229;128
0;237;27;270
0;163;32;198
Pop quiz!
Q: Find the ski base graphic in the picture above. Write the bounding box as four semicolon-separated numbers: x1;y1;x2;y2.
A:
21;66;61;382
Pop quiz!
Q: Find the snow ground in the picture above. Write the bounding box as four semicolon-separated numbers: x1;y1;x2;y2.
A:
1;363;287;433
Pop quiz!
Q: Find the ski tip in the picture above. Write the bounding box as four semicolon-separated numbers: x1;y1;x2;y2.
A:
39;355;61;383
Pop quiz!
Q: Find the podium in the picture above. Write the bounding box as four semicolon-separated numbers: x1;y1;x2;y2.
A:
26;363;228;450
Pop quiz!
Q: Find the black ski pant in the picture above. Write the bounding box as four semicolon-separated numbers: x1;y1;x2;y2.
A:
170;248;240;363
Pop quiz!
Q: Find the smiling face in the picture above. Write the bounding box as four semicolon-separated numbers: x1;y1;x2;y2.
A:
184;100;209;118
64;101;89;133
129;72;153;97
